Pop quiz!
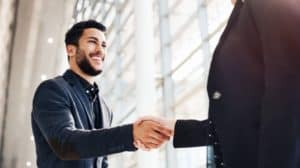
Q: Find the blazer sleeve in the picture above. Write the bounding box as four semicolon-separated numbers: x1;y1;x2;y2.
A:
32;80;136;160
173;119;211;148
247;0;300;165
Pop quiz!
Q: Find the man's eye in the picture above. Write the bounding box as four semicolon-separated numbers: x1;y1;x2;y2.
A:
89;41;97;44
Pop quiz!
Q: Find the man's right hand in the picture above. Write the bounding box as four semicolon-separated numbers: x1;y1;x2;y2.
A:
133;120;173;149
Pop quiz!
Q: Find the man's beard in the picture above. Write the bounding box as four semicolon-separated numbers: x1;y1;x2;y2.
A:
75;48;102;76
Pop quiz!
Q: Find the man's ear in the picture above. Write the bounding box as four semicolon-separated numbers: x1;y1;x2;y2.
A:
66;45;77;58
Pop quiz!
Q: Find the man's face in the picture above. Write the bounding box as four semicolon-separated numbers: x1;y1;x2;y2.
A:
75;28;107;76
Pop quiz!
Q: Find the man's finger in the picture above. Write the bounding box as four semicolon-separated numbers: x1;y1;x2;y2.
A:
143;142;161;149
149;130;170;141
142;136;164;146
153;124;173;137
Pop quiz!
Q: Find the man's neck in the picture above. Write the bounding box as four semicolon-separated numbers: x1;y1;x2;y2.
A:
70;67;95;85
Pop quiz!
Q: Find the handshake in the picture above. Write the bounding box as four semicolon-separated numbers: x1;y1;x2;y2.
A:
132;116;175;151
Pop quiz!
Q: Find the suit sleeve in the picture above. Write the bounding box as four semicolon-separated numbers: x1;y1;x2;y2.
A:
173;119;211;147
32;80;136;160
247;0;300;166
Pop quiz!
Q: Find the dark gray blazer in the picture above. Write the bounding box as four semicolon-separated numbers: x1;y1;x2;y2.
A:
174;0;300;167
31;70;136;168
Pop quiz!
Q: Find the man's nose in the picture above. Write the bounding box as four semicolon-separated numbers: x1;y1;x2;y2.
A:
96;45;104;54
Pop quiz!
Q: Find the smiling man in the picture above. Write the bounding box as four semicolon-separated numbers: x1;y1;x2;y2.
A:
31;20;172;168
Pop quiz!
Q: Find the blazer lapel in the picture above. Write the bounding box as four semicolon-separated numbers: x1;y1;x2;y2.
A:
99;93;111;128
212;0;243;58
73;84;95;129
63;71;95;129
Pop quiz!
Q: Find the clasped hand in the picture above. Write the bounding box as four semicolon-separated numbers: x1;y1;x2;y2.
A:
133;116;175;151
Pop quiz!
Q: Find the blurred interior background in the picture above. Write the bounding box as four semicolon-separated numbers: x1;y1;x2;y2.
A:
0;0;233;167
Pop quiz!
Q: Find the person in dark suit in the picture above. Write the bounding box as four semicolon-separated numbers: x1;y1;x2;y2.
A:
31;20;172;168
138;0;300;167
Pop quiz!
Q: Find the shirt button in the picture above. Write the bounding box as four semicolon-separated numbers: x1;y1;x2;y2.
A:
86;90;90;93
212;91;222;100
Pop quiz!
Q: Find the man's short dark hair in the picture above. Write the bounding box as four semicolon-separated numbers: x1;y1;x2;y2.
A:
65;20;106;46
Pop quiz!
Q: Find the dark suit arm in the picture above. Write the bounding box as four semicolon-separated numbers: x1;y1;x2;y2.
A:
32;80;136;160
173;119;211;148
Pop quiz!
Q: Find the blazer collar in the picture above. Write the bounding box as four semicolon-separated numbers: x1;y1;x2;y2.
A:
63;69;82;87
63;69;96;128
62;69;109;129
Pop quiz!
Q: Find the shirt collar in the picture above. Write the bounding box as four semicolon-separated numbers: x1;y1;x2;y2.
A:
68;70;99;101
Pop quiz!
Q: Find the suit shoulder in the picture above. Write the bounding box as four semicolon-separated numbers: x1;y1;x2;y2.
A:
33;76;67;102
35;76;63;93
249;0;300;20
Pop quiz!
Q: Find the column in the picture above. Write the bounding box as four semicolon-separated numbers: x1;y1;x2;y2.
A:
158;0;176;168
133;0;159;167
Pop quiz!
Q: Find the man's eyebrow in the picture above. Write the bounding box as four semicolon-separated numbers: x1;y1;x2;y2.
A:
87;36;99;41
